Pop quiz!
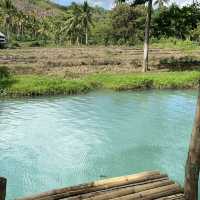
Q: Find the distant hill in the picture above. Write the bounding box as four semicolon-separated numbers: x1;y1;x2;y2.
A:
11;0;108;18
12;0;67;16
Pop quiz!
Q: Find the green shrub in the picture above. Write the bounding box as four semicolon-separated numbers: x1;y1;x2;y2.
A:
150;37;199;50
0;67;10;79
29;41;46;47
7;41;21;49
159;56;200;71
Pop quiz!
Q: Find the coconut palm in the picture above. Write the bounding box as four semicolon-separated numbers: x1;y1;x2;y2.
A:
123;0;153;72
154;0;169;9
124;0;151;72
142;0;152;72
122;0;169;72
62;4;83;45
115;0;126;5
61;2;93;45
81;1;92;45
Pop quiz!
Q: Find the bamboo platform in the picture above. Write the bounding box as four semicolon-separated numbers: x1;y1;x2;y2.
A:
16;171;185;200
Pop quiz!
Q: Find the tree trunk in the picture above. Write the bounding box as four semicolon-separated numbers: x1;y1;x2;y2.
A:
0;177;6;200
85;28;88;45
76;36;79;46
184;84;200;200
142;0;152;72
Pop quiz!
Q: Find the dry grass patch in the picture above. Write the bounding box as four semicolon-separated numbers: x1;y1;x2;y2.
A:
0;46;199;78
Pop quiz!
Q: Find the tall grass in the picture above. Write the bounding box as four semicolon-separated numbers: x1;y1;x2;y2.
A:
1;72;200;97
150;37;200;51
87;71;200;90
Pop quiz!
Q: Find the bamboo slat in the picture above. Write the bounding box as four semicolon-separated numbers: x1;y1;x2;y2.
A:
81;180;174;200
65;177;169;200
111;184;182;200
155;194;185;200
16;171;184;200
16;171;162;200
47;175;168;200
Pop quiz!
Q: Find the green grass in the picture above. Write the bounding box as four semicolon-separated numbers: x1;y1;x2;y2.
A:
1;71;200;97
87;71;200;90
150;38;200;51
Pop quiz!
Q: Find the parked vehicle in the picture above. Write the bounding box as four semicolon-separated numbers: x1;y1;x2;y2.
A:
0;32;6;48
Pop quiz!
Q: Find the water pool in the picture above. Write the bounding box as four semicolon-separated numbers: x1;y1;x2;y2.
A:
0;90;197;199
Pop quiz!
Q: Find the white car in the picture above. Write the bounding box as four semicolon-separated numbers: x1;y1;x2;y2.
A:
0;32;6;47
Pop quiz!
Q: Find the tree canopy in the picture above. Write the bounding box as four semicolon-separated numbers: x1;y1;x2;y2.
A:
0;0;200;46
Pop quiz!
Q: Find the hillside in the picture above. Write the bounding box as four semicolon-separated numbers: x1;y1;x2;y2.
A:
11;0;108;19
12;0;67;16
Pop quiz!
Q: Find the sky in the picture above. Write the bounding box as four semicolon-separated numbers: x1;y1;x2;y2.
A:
54;0;191;9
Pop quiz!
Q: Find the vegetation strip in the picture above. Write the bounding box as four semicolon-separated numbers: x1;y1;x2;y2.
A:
1;72;200;97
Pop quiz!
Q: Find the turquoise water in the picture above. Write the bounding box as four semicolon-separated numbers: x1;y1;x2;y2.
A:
0;90;197;199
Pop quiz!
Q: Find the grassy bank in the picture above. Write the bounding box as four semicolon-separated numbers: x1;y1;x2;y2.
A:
1;71;200;97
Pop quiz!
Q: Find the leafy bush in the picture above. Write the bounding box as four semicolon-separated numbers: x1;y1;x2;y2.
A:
11;41;21;48
0;67;10;79
29;41;41;47
29;41;47;47
160;56;200;71
191;23;200;43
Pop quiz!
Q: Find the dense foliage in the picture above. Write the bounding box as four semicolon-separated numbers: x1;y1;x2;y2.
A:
152;4;200;40
0;0;200;46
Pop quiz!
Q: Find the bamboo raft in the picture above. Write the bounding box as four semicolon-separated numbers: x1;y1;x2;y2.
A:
15;171;185;200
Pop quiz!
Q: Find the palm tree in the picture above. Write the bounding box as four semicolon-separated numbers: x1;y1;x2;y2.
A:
121;0;155;72
62;4;83;45
143;0;168;72
154;0;169;9
61;2;93;46
115;0;126;5
81;1;92;45
121;0;152;72
122;0;170;72
143;0;152;72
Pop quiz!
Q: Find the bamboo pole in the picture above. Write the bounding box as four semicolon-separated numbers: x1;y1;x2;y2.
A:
18;175;171;200
184;83;200;200
81;180;174;200
155;194;185;200
16;171;161;200
0;177;7;200
66;177;169;200
39;175;169;200
111;184;182;200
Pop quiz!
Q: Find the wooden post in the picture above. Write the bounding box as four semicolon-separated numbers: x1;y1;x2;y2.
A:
0;177;6;200
184;84;200;200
